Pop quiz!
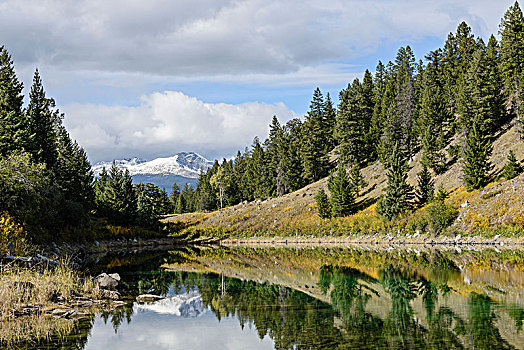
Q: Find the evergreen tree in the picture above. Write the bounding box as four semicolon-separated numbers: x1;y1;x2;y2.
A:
485;35;505;132
194;170;216;211
336;79;370;165
175;184;189;214
94;167;110;217
244;137;271;199
0;46;28;156
328;165;354;217
336;80;365;165
499;1;524;129
323;94;337;152
169;183;180;211
282;118;305;192
459;48;503;134
415;164;434;205
349;164;367;197
233;148;250;202
301;88;329;182
315;189;331;219
100;162;137;225
418;61;450;174
463;122;492;190
502;150;522;180
135;183;157;227
56;127;94;199
26;69;58;167
378;143;414;220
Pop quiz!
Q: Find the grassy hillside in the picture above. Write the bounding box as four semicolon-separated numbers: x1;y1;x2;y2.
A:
164;121;524;239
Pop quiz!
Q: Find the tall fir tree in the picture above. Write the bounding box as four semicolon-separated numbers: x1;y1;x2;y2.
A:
315;189;331;219
169;183;181;211
378;143;414;220
415;164;434;205
463;121;492;190
301;88;329;183
499;1;524;130
502;150;523;179
328;165;354;217
323;93;337;152
26;69;58;167
336;80;366;165
418;62;450;173
0;47;28;156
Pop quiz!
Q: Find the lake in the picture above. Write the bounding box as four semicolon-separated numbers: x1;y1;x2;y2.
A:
8;244;524;349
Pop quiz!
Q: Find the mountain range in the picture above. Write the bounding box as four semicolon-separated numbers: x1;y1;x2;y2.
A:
92;152;213;191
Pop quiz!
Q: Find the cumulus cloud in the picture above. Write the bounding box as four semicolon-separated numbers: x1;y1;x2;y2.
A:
61;91;297;162
0;0;514;77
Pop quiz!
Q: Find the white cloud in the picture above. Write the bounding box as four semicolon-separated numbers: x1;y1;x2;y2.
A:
61;91;297;162
0;0;515;77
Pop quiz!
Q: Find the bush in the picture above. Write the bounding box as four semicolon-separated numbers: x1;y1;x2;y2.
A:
0;212;29;255
426;201;458;234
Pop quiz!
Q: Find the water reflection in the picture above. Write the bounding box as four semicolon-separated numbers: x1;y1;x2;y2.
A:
6;245;524;349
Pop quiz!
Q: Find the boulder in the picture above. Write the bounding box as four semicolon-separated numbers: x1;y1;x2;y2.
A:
95;273;120;290
100;289;121;300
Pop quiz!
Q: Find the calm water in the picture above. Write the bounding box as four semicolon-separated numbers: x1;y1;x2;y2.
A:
9;245;524;349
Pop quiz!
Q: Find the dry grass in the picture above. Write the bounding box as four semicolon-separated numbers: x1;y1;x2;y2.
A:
0;261;99;319
0;314;77;346
163;122;524;238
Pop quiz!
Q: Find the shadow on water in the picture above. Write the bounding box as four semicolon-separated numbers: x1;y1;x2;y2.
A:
5;245;524;349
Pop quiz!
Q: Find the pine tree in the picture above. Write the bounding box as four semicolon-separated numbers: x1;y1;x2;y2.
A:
282;118;304;192
336;80;366;165
176;184;189;214
169;183;181;211
418;61;450;174
378;143;414;220
328;165;354;217
0;47;28;156
415;164;434;205
463;122;492;190
502;150;522;179
315;189;331;219
102;162;137;224
26;69;58;167
54;126;94;211
485;35;505;132
349;164;367;197
323;93;337;152
194;170;216;211
244;137;271;199
499;1;524;129
301;88;329;183
135;183;157;227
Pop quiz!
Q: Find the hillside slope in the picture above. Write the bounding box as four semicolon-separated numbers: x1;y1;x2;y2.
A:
165;121;524;236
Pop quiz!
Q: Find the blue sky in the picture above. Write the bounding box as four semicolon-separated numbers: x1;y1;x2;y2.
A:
0;0;516;162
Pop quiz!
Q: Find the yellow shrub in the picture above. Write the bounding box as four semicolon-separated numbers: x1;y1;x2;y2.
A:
464;212;490;230
0;212;28;255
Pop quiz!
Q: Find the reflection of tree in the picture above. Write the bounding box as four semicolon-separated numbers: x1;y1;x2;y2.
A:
462;293;514;350
320;265;387;348
378;266;425;349
100;304;134;333
194;273;342;349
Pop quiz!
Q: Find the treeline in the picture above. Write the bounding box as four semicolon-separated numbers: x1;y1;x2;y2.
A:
0;47;172;243
184;2;524;220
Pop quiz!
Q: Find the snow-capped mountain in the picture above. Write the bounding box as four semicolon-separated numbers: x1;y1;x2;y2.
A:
92;152;212;179
134;290;207;317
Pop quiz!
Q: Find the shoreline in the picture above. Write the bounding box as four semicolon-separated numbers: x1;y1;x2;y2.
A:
220;234;524;248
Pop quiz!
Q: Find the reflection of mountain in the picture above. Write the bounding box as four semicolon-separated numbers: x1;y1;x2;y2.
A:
134;290;207;317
